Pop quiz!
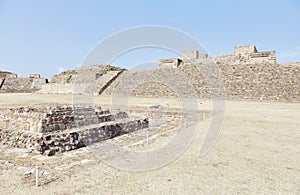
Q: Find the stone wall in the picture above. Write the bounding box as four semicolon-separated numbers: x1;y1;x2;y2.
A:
0;118;149;156
188;45;276;65
158;58;182;69
105;45;295;101
38;65;125;94
29;74;41;79
39;83;75;94
181;62;299;101
0;77;47;93
234;45;257;54
0;107;44;132
0;71;17;78
102;68;193;98
0;73;47;93
182;50;200;59
0;105;149;156
211;54;240;65
102;62;299;101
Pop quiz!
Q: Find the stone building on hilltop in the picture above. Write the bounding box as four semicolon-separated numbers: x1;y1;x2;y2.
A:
0;72;48;93
158;45;276;68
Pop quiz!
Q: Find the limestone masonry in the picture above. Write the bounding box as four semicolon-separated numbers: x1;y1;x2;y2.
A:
0;72;48;93
158;45;276;68
37;45;299;101
1;45;299;102
108;45;298;101
38;65;124;94
0;105;149;156
0;44;299;155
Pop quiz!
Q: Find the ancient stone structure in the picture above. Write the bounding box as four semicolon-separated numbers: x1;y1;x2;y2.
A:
29;74;41;79
158;45;276;68
0;44;299;156
182;50;209;60
158;58;182;69
0;72;48;93
39;65;125;94
103;45;297;101
0;105;149;156
100;45;298;101
212;45;276;64
234;45;257;54
1;45;299;102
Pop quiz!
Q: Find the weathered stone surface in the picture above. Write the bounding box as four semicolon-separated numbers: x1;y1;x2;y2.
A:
182;50;200;60
102;45;299;102
0;105;149;156
1;45;299;102
0;72;47;93
158;58;182;69
38;65;125;94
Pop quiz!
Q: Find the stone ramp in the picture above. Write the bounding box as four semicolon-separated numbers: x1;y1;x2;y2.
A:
97;70;124;95
0;78;5;90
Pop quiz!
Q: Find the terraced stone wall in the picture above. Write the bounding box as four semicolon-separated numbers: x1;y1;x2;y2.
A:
0;105;149;156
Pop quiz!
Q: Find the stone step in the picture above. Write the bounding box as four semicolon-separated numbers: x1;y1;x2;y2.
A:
0;116;149;156
0;117;149;156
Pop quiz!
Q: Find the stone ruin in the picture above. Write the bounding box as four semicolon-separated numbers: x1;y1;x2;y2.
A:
158;58;182;69
38;65;124;95
0;105;149;156
0;44;299;156
1;45;299;102
102;45;298;101
158;45;276;68
0;72;48;93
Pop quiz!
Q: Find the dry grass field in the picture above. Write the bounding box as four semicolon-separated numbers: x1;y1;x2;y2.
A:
0;93;299;194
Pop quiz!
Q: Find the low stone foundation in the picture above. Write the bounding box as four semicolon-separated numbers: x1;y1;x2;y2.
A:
0;105;149;156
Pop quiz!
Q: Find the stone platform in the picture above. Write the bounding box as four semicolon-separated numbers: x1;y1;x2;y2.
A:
0;105;148;156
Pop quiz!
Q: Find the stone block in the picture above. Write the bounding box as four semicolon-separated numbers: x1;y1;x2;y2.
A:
182;50;199;59
158;58;182;68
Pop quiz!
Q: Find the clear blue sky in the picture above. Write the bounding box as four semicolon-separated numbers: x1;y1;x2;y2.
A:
0;0;299;79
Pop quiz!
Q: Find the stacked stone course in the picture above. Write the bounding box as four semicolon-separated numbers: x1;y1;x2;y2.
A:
1;45;299;102
0;105;149;156
106;45;299;101
39;65;125;94
0;72;48;93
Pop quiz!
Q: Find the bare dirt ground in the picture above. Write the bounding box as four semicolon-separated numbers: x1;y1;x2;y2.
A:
0;93;299;194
